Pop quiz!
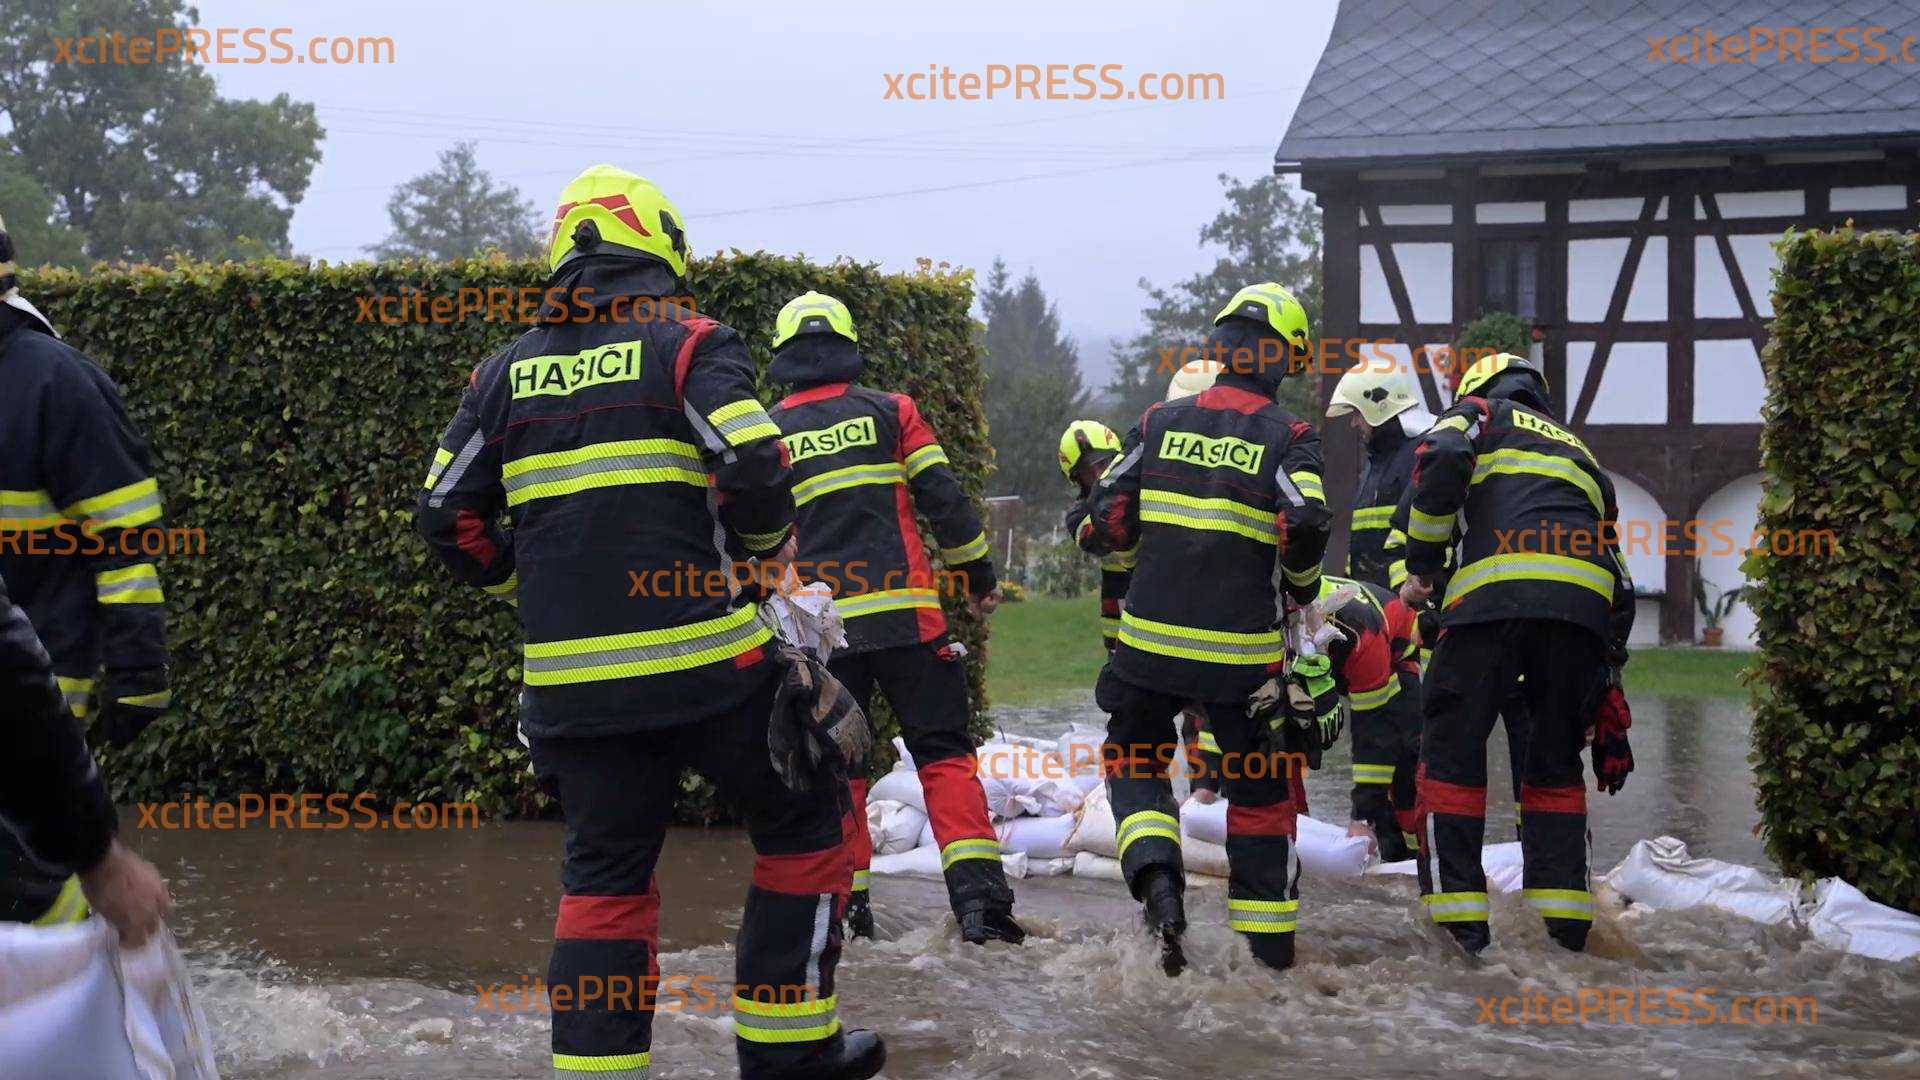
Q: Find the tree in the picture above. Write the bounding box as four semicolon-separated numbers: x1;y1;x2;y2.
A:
978;260;1088;511
1107;174;1323;425
0;156;89;269
369;142;542;261
0;0;323;262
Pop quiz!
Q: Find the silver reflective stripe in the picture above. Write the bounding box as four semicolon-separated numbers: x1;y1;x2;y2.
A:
1097;443;1143;489
1274;464;1306;508
427;430;484;509
804;893;830;996
684;398;734;462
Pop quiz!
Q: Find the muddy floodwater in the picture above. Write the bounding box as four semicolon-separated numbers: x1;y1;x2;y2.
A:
127;696;1920;1078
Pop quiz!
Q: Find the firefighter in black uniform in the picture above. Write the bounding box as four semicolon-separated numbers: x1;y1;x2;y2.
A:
1057;420;1132;651
417;168;883;1080
765;291;1023;947
1325;364;1430;589
0;216;173;929
1;570;172;947
1078;282;1331;973
1400;352;1633;955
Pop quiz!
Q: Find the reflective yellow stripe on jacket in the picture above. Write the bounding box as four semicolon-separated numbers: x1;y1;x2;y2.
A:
835;587;940;620
1139;489;1277;545
903;444;948;478
1118;610;1284;666
64;478;163;531
1350;504;1394;531
1470;448;1605;518
707;398;783;448
501;439;706;507
1444;552;1615;608
96;563;164;605
523;604;770;686
792;462;904;507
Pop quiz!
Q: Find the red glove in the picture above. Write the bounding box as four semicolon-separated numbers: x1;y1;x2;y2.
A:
1590;682;1634;795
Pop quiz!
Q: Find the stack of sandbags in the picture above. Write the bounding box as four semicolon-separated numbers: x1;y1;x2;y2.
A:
868;732;1097;876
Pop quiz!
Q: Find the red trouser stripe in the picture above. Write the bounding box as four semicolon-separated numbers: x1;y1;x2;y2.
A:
1227;800;1297;838
846;778;873;871
753;846;851;895
1419;775;1488;817
555;888;660;941
1287;755;1309;816
920;755;994;844
1520;783;1586;814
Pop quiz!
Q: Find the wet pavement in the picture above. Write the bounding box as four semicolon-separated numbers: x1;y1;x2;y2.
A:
124;695;1920;1079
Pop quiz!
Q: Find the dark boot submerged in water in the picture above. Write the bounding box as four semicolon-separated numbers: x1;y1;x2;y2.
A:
1139;868;1187;976
958;899;1027;945
743;1029;886;1080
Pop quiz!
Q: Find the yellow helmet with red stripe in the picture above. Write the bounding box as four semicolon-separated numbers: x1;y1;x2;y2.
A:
546;165;688;276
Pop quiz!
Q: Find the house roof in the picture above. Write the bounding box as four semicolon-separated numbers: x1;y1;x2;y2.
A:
1276;0;1920;169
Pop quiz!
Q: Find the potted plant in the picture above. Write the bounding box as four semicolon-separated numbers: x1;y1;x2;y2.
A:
1692;561;1745;647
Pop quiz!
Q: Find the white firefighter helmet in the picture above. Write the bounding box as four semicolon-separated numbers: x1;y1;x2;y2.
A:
1325;362;1422;427
1165;357;1222;400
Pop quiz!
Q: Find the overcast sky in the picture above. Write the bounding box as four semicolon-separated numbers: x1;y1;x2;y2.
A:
192;0;1339;383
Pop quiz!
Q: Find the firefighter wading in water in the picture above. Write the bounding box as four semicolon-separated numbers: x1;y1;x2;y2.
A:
1400;351;1634;955
417;167;884;1080
1078;282;1332;974
765;291;1025;946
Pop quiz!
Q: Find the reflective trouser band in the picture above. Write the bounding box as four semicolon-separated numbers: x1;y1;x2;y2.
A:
793;462;905;506
1403;832;1420;850
836;587;940;620
96;562;164;604
56;675;95;719
553;1051;650;1075
1349;676;1400;711
904;443;949;478
1423;891;1490;923
1117;610;1284;665
1407;506;1453;544
1227;897;1298;934
523;605;771;685
733;993;840;1044
1115;810;1181;860
850;869;869;892
1352;763;1395;785
64;478;163;531
706;398;782;448
30;876;89;926
940;531;989;564
1139;490;1277;545
1446;552;1615;607
940;837;1001;870
1522;887;1595;922
501;438;705;507
1196;730;1221;754
423;447;453;489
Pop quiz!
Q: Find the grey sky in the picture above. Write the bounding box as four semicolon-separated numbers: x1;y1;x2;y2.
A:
193;0;1337;382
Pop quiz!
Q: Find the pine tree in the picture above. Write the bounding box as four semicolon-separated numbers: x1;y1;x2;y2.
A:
1107;174;1323;425
369;142;541;261
979;260;1088;513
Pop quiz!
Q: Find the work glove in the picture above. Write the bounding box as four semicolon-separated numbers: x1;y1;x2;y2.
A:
98;666;170;749
767;643;871;794
1287;653;1342;749
1060;496;1090;534
1589;666;1634;795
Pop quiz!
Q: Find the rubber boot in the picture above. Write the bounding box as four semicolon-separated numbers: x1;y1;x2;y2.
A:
958;898;1026;945
746;1029;886;1080
1139;867;1187;976
845;892;874;940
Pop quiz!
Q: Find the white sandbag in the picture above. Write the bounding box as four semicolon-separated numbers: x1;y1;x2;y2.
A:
867;766;925;813
1180;826;1230;878
1181;796;1228;845
1601;836;1798;925
1803;878;1920;962
891;736;912;770
1056;726;1107;777
997;814;1078;860
0;921;219;1080
759;575;847;661
1072;851;1126;882
1001;851;1031;879
870;844;943;879
916;820;935;850
989;730;1056;751
1369;841;1524;891
1027;857;1076;877
1295;814;1374;879
867;800;928;857
975;742;1081;818
1065;786;1118;858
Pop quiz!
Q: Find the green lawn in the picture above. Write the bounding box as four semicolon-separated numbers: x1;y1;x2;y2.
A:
984;593;1753;705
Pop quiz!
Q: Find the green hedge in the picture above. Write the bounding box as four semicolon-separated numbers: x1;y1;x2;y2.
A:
22;253;993;820
1749;227;1920;913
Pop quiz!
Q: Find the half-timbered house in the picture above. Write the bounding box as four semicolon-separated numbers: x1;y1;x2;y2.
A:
1277;0;1920;645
